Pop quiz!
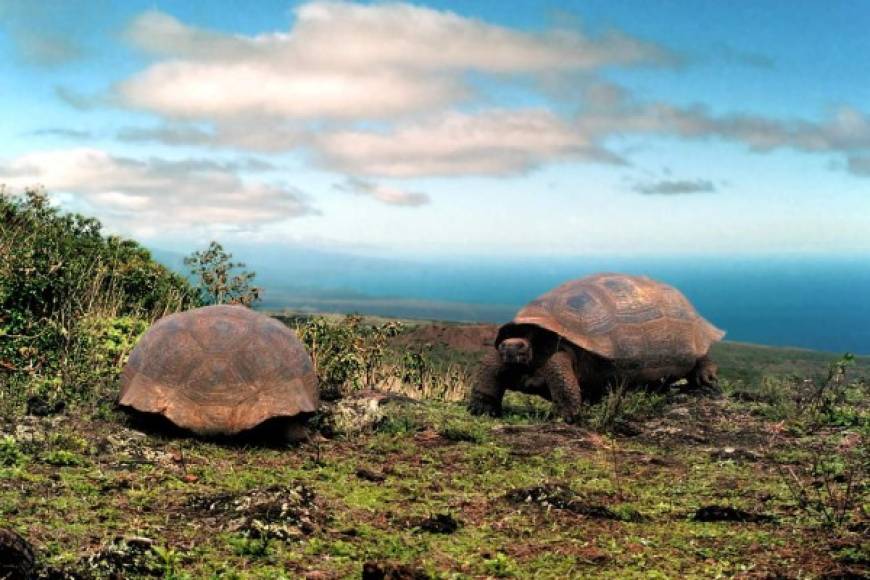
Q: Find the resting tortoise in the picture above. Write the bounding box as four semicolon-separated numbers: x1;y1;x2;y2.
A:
119;305;318;442
468;273;724;422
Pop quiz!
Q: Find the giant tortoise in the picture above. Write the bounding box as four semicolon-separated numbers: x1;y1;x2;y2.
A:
119;305;318;442
468;273;724;422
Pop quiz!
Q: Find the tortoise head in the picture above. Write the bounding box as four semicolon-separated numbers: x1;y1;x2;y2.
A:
498;337;533;366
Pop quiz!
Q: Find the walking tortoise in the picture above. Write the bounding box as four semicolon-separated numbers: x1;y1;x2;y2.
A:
468;273;724;422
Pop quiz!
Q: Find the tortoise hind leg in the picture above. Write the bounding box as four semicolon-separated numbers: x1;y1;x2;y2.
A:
687;355;720;394
281;417;310;444
539;350;582;423
468;352;508;417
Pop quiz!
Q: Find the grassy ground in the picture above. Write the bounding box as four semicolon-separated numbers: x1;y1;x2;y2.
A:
1;323;867;579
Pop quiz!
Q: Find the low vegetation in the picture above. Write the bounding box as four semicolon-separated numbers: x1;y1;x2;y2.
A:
0;193;867;577
183;241;261;307
0;188;199;417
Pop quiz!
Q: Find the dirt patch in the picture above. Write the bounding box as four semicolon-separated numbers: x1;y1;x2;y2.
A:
505;484;630;521
356;467;387;483
362;561;430;580
186;484;324;540
416;513;460;534
638;398;770;450
393;324;497;353
75;536;162;578
692;506;775;523
493;423;588;456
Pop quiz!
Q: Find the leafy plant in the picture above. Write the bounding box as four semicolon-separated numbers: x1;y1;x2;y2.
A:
229;534;272;558
483;552;518;577
184;241;260;306
586;379;665;434
152;544;186;579
0;188;199;415
767;353;868;528
0;435;25;467
41;449;86;467
295;315;401;398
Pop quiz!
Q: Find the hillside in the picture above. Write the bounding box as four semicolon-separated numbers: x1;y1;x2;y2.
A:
390;320;870;382
1;317;866;578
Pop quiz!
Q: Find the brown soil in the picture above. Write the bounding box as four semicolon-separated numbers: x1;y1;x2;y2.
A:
393;324;497;353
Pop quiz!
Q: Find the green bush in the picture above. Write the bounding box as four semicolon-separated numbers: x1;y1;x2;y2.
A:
586;381;666;433
184;241;260;306
295;315;401;398
41;449;86;467
0;188;200;415
0;435;25;467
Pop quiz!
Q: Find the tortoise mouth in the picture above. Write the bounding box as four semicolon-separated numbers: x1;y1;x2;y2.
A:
498;339;533;366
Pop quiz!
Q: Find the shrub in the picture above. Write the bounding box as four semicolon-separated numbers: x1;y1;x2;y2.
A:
41;449;86;467
0;436;25;467
295;315;401;398
0;188;200;415
586;380;665;434
766;353;868;528
184;241;260;306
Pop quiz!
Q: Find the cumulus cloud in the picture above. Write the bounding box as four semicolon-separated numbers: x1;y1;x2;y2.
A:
317;109;623;177
54;86;105;111
632;179;716;195
116;121;310;152
104;3;870;181
116;2;670;121
576;86;870;155
0;149;315;236
336;177;429;207
30;128;93;139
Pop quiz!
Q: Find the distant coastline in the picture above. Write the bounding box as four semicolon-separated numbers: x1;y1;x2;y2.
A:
153;248;870;354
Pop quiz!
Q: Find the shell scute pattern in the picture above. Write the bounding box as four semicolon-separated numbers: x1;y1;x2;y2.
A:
189;308;255;354
133;326;202;385
119;305;318;435
509;273;724;365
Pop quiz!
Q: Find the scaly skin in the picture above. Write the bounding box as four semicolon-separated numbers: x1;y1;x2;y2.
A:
538;349;582;423
687;355;720;393
467;351;508;417
468;348;582;421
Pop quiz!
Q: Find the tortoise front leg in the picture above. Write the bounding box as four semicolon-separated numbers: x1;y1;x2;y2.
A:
468;351;508;417
539;350;582;423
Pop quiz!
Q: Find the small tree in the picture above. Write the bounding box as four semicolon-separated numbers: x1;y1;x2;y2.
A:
184;241;260;306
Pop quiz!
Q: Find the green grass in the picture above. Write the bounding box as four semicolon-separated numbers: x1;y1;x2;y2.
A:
1;322;867;578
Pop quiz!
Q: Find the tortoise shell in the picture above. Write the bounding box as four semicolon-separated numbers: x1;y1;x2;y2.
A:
498;273;724;368
119;305;318;436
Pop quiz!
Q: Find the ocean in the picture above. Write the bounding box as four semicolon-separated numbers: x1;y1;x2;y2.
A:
243;252;870;355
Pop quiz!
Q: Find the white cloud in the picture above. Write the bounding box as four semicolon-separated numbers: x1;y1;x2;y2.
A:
117;2;669;121
576;88;870;154
317;109;622;177
110;3;870;181
632;179;716;195
0;149;315;236
336;177;429;206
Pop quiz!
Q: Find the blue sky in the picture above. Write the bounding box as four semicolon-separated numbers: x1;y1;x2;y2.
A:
1;0;869;257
